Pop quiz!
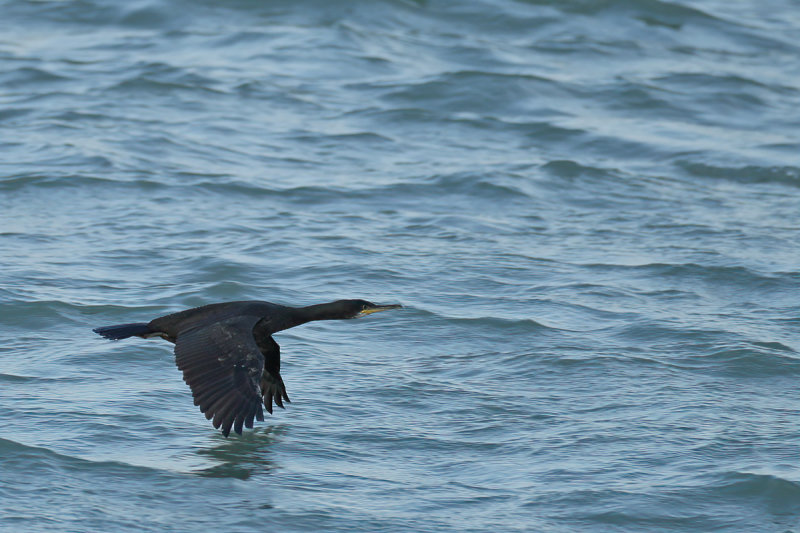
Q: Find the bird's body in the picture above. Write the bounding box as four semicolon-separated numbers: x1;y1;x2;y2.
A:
94;299;400;437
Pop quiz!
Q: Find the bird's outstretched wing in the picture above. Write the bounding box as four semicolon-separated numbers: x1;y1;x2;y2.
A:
257;335;291;414
174;316;265;437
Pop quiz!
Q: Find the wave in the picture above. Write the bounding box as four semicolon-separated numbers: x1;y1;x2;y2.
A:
1;67;71;87
671;346;800;377
110;65;225;96
0;372;84;384
550;0;721;24
713;471;800;509
439;314;556;334
215;172;527;202
0;436;164;476
678;162;800;188
0;172;132;191
580;262;791;290
373;70;567;114
1;164;531;202
540;160;622;184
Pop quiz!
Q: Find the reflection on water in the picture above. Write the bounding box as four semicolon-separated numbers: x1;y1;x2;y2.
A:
194;425;286;480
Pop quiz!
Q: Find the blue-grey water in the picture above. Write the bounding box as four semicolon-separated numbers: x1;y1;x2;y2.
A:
1;0;799;531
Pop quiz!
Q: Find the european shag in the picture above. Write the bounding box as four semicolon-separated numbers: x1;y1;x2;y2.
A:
93;299;401;437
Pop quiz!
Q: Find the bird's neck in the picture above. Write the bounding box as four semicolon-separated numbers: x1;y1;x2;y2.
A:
288;303;345;327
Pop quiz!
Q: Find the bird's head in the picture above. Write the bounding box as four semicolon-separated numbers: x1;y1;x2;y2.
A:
336;299;403;319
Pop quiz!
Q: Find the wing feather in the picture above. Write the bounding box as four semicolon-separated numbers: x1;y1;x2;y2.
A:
256;334;291;416
244;407;256;429
174;317;265;436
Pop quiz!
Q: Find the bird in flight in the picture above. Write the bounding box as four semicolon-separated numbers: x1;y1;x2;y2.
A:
93;299;401;437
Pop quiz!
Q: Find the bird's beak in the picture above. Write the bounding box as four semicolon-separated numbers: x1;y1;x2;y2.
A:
359;304;402;317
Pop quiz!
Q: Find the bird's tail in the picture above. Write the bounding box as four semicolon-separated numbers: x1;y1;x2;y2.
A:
93;322;152;340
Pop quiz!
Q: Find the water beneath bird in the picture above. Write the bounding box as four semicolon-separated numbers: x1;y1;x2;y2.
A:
1;0;799;531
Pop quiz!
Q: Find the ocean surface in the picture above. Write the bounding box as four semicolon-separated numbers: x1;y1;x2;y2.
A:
1;0;799;531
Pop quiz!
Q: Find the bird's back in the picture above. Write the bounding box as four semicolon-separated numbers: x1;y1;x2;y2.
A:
148;300;285;340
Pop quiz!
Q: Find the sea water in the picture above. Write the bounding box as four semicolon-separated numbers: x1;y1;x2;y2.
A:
1;1;799;531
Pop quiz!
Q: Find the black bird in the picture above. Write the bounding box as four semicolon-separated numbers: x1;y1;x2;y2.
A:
93;299;401;437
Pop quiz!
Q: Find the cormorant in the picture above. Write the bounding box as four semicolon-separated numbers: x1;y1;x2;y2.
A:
93;299;401;437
